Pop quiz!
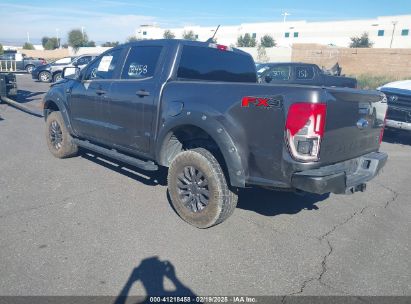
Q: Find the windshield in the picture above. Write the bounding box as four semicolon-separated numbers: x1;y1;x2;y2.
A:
53;57;73;65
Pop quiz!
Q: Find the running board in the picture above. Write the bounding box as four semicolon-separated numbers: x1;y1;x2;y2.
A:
72;138;158;171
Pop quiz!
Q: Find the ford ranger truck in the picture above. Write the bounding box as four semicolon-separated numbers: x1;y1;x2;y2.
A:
42;40;388;228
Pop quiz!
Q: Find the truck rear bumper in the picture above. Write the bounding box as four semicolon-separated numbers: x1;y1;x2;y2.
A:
386;119;411;131
291;152;388;195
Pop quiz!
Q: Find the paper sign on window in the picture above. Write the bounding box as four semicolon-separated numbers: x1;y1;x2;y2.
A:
97;56;113;72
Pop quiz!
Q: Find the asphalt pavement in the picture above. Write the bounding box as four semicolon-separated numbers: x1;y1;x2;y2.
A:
0;75;410;299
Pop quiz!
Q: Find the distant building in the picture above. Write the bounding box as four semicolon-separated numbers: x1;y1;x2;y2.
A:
136;15;411;48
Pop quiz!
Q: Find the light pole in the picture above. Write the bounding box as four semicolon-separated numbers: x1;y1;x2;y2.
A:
56;28;60;48
390;21;398;48
27;31;30;43
281;12;290;24
81;26;85;39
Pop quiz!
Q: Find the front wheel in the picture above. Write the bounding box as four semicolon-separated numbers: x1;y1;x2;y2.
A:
167;148;238;228
45;111;78;158
39;71;51;82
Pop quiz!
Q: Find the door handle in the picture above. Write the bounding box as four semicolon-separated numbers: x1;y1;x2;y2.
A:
136;90;150;97
96;89;106;95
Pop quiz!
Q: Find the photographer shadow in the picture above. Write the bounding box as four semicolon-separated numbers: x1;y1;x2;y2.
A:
114;257;196;304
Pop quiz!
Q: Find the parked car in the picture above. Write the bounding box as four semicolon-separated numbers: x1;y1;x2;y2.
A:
43;40;387;228
378;80;411;131
32;54;97;83
257;62;357;88
0;50;46;73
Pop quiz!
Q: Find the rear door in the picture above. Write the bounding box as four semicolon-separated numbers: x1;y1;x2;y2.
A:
105;45;164;153
69;48;124;141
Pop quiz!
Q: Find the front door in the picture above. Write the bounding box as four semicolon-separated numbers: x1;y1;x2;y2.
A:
68;48;124;142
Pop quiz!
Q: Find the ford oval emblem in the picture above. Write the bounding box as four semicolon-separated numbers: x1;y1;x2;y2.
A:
357;118;369;129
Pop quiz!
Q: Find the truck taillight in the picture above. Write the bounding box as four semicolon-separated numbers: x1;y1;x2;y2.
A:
285;102;327;162
209;43;232;51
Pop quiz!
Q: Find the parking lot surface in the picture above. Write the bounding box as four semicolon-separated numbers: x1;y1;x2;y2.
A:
0;75;410;297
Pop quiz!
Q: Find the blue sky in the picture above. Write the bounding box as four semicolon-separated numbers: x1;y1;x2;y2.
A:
0;0;410;44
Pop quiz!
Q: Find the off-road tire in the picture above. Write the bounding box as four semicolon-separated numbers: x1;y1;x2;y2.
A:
167;148;238;228
45;111;78;158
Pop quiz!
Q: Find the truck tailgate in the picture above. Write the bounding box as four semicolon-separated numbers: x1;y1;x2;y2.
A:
319;88;387;164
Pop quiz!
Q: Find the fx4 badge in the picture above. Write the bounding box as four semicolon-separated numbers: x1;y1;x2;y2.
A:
241;96;282;109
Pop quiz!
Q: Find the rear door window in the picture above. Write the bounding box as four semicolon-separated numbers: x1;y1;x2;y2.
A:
121;46;163;79
177;45;256;83
295;66;315;80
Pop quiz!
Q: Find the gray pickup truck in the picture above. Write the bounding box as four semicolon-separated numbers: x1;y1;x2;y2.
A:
0;50;46;73
42;40;388;228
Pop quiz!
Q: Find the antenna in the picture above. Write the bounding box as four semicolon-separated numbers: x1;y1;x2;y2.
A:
206;25;220;43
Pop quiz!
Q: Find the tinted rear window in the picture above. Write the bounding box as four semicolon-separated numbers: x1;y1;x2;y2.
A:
177;46;256;83
295;66;315;80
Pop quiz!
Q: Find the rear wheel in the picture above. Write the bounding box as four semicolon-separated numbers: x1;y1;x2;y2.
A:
167;148;238;228
53;72;62;83
39;71;51;82
45;111;78;158
26;65;35;73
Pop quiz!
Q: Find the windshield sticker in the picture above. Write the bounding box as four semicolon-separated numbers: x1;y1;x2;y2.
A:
97;56;113;72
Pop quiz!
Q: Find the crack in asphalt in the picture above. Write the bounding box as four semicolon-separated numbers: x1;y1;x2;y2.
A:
0;188;102;219
376;183;399;209
282;186;400;300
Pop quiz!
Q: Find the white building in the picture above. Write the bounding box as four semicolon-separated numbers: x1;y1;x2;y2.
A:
136;15;411;48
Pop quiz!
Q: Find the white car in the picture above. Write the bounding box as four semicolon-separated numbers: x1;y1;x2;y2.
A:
378;80;411;131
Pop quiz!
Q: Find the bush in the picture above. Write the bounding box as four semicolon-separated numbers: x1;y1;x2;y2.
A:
127;36;140;42
0;43;3;55
182;30;198;41
236;34;256;47
22;42;35;50
355;74;404;90
44;37;59;50
163;30;175;39
101;41;119;47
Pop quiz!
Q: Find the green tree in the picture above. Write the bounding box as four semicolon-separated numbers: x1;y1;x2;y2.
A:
127;36;140;42
101;41;119;47
0;43;3;55
236;33;256;47
22;42;35;50
182;30;197;41
350;32;373;48
260;35;276;48
44;37;59;50
41;36;50;48
85;41;96;47
163;30;176;39
68;29;88;51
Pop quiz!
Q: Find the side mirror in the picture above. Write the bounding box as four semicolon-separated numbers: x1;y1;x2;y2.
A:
62;67;80;80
